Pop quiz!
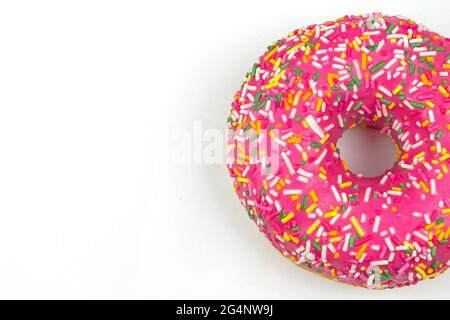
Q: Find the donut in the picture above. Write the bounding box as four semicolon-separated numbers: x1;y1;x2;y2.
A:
226;13;450;289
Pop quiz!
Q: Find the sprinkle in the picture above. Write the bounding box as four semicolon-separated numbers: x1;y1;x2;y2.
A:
306;220;321;235
280;212;294;224
305;115;325;138
350;216;365;237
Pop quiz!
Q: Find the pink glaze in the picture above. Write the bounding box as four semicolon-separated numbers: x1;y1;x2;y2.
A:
226;13;450;289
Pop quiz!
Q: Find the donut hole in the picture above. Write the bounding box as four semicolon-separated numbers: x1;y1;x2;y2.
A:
337;127;397;178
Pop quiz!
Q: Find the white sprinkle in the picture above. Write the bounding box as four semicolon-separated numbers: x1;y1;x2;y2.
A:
331;185;342;202
430;179;436;195
305;115;325;138
371;260;389;267
281;152;295;175
373;216;381;233
283;189;302;195
385;237;395;251
298;168;313;178
413;231;429;242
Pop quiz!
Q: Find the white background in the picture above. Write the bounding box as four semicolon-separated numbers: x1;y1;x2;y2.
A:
0;0;448;299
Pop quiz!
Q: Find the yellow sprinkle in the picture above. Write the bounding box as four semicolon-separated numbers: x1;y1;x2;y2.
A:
309;190;319;203
362;52;367;70
324;209;338;219
320;133;330;144
264;82;279;89
415;266;428;279
425;223;435;231
264;46;278;61
237;177;249;183
425;100;435;108
298;152;307;163
273;57;281;70
281;212;295;224
355;243;368;260
306;220;320;235
442;208;450;214
438;85;450;98
329;236;342;243
419;181;430;193
305;203;318;214
442;164;448;173
444;64;450;69
350;216;365;237
316;97;323;112
270;69;285;84
392;85;403;95
414;151;425;159
421;74;429;84
439;153;450;162
289;234;299;244
339;181;352;189
293;91;302;106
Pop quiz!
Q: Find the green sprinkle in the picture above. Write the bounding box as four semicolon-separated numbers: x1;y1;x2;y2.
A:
370;61;387;73
386;23;395;34
311;142;322;148
254;90;263;104
410;101;426;109
280;62;290;70
431;246;437;257
312;241;322;251
384;270;393;280
352;75;361;87
348;236;355;249
276;93;283;104
380;98;392;105
252;101;265;110
432;259;440;270
436;130;444;139
278;212;287;220
259;187;266;196
354;101;364;111
409;63;415;76
251;63;258;77
291;226;299;233
292;67;305;76
314;72;320;81
294;115;303;122
436;217;445;224
301;196;308;210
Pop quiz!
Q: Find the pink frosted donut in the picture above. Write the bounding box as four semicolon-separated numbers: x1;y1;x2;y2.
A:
226;13;450;289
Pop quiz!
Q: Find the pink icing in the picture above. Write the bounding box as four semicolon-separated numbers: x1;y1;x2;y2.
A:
226;13;450;289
